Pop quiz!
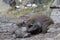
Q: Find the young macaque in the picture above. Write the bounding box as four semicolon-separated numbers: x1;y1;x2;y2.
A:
13;14;54;38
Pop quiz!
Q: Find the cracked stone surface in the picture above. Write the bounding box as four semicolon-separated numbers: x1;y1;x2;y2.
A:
0;0;60;40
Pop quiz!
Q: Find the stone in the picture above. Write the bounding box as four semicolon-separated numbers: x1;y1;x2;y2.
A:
31;4;37;8
0;23;18;33
54;33;60;38
19;0;22;2
26;4;32;7
15;6;20;9
45;38;54;40
48;23;60;33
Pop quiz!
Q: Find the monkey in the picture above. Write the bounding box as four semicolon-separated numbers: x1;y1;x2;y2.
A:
26;14;54;34
13;14;54;38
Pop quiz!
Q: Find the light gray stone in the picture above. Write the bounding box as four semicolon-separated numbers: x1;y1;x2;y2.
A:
44;38;54;40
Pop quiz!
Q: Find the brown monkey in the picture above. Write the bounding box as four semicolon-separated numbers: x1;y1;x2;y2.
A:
13;14;54;38
26;14;54;34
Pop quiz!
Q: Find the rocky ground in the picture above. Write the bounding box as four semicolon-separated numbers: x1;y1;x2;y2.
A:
0;12;59;40
0;0;60;40
0;17;60;40
0;16;60;40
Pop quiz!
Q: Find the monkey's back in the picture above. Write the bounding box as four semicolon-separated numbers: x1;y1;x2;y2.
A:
27;14;54;27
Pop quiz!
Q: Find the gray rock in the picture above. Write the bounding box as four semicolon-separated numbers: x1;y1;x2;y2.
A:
14;27;31;38
48;23;60;33
44;38;54;40
0;23;18;33
44;32;58;38
31;4;37;8
54;33;60;38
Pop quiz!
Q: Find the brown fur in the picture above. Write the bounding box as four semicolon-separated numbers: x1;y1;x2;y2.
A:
26;14;54;33
14;14;54;38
